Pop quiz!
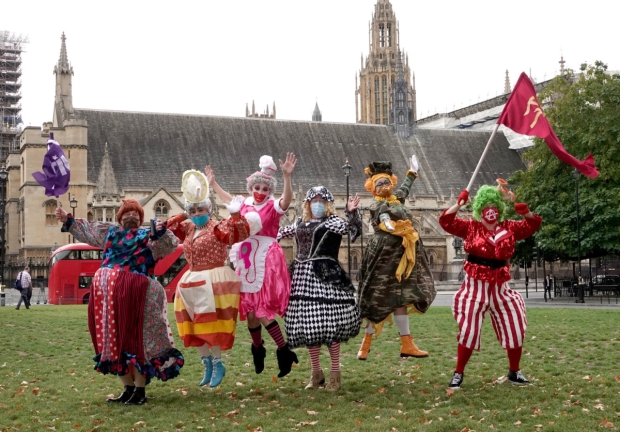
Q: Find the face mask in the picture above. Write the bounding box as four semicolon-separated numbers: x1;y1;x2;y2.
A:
311;202;326;218
481;207;499;224
253;192;268;204
191;214;210;227
122;216;139;228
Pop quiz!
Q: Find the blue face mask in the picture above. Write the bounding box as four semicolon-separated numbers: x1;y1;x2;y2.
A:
311;202;326;218
191;214;210;227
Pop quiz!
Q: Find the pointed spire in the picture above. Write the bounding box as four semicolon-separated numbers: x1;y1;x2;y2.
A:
266;104;270;117
559;55;566;75
94;143;119;196
54;32;73;75
272;102;276;119
312;100;322;122
245;103;249;117
396;49;405;83
252;100;255;116
504;70;511;94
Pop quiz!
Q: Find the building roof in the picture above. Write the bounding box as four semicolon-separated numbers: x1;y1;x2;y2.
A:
76;109;524;198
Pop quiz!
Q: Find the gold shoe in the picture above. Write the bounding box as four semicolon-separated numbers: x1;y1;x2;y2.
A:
304;369;325;390
325;371;341;391
357;333;373;360
400;335;429;358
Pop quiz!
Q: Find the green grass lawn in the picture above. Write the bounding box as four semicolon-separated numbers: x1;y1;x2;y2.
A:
1;305;619;431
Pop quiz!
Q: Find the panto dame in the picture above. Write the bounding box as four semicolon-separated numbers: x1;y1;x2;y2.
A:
55;199;184;406
206;154;298;378
439;183;542;389
277;187;362;391
166;170;251;388
357;158;436;361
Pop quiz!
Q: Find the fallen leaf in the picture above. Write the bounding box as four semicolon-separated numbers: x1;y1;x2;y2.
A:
450;410;461;416
600;419;614;428
307;410;318;415
379;387;387;393
236;382;245;386
446;388;455;397
514;420;521;426
226;410;240;418
595;404;605;410
134;421;146;426
271;376;278;383
32;388;40;395
181;388;188;396
459;428;471;432
13;386;27;397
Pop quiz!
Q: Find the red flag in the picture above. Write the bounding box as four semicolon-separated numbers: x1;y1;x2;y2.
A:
497;72;599;178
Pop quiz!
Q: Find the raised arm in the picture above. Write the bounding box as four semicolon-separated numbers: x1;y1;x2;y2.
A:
278;152;297;211
438;190;470;239
505;203;543;241
56;206;112;248
205;165;233;204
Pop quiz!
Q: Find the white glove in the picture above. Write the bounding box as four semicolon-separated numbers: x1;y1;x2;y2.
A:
225;195;245;214
244;212;263;235
410;155;419;173
379;213;395;231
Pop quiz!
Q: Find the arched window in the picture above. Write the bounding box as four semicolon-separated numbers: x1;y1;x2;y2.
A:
429;254;435;268
353;254;359;271
87;211;94;222
43;199;58;226
155;200;170;218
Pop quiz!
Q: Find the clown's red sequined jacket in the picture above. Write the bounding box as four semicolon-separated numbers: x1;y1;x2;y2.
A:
439;210;542;283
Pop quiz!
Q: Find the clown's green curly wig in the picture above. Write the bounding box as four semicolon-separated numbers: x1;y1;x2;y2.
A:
472;185;506;222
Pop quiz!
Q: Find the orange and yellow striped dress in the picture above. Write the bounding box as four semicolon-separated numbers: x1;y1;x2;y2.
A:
167;214;250;350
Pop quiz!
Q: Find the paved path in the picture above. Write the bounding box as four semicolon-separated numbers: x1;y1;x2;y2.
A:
433;289;620;309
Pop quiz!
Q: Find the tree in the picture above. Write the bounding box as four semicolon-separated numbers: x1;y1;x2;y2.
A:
510;61;620;260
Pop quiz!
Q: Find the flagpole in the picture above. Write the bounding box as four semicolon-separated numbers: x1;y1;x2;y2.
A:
463;123;501;197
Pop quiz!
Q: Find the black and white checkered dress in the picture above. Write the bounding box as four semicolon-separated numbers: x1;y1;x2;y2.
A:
277;214;361;348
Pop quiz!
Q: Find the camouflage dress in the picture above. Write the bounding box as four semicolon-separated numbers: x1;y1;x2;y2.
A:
358;172;436;323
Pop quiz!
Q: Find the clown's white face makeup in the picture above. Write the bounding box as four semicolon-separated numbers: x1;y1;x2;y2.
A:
252;182;271;204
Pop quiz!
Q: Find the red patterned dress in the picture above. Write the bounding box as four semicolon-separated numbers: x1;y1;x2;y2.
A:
167;214;250;350
63;217;184;382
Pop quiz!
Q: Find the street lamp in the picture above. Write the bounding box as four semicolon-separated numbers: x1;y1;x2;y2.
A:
0;164;7;286
573;168;585;303
70;196;78;243
342;157;352;276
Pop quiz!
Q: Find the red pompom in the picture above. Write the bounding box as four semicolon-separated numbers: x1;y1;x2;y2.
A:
514;203;530;215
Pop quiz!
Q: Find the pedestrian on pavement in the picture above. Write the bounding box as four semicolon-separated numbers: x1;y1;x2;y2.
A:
15;266;32;310
545;274;553;299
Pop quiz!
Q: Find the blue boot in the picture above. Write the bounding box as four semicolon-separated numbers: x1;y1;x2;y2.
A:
199;355;213;387
210;357;226;387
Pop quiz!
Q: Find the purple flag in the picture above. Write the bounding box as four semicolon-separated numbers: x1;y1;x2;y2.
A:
32;139;71;197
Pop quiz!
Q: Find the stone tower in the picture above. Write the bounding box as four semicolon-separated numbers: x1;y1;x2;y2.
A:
5;33;88;276
356;0;416;126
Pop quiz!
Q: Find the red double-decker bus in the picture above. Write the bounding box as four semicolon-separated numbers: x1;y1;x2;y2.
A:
48;243;188;305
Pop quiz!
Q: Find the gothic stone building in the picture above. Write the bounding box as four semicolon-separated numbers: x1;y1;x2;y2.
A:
5;29;526;286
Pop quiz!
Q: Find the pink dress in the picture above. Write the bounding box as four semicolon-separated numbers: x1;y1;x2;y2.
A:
232;196;291;321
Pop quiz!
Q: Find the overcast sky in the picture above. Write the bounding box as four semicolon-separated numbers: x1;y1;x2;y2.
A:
6;0;619;127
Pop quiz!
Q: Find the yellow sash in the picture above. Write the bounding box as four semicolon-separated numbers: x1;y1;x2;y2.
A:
378;219;419;282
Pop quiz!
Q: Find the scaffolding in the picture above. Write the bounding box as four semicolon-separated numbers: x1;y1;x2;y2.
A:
0;31;28;161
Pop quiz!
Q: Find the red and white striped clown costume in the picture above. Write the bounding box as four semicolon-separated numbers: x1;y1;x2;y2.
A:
439;210;541;351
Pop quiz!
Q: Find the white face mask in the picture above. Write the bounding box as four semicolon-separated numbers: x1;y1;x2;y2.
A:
311;202;326;218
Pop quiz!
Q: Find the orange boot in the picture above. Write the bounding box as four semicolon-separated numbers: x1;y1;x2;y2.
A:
400;335;429;358
357;333;373;360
